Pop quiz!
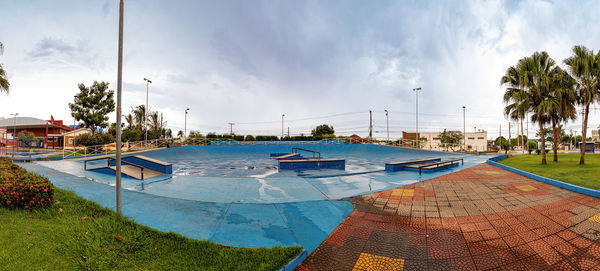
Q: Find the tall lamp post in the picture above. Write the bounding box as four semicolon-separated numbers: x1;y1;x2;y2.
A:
384;110;389;143
115;0;124;215
281;114;285;139
143;78;152;146
462;106;466;152
412;87;421;148
10;113;18;157
184;108;190;138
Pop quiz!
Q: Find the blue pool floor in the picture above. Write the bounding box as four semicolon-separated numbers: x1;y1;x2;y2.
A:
19;163;352;252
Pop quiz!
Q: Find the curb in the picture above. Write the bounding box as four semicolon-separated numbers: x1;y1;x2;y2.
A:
279;249;308;271
487;155;600;199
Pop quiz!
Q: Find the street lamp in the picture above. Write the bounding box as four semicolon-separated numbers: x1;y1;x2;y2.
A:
143;77;152;146
184;108;190;138
462;106;466;152
412;87;421;148
384;110;389;143
10;113;18;157
281;114;285;139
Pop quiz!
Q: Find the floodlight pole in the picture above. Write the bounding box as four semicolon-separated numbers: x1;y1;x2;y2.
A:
144;78;152;146
384;110;389;143
73;95;77;153
184;108;189;138
413;87;421;148
115;0;124;215
462;106;466;152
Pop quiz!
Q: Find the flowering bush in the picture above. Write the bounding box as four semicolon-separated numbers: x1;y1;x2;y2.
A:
0;157;55;210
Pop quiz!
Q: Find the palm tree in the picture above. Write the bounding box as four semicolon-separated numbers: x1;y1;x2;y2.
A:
548;67;577;161
564;45;600;165
521;51;557;164
131;105;146;132
124;114;134;129
0;42;9;94
501;63;529;154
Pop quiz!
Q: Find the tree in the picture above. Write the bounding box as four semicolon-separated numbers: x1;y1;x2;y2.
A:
438;130;462;151
311;124;335;137
548;67;577;162
69;81;115;134
522;51;556;164
0;42;9;94
501;64;529;154
564;45;600;165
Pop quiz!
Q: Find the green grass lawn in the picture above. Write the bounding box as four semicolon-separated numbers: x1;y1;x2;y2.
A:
499;153;600;190
0;188;301;271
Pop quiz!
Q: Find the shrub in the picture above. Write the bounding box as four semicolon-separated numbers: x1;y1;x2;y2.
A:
0;157;55;210
76;132;115;146
244;135;255;141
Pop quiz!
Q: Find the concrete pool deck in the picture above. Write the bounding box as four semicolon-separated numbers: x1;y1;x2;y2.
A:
298;163;600;270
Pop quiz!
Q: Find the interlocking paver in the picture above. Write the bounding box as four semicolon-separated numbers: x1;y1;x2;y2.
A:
299;163;600;271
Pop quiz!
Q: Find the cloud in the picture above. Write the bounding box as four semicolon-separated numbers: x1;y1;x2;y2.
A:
26;37;103;70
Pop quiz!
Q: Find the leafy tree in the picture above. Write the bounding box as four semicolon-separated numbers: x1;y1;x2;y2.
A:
527;140;538;154
0;42;9;94
245;135;255;141
438;130;462;151
564;46;600;165
311;124;334;137
75;133;114;147
69;81;115;134
177;130;184;137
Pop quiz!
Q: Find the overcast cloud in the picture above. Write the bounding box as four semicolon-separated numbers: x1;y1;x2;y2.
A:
1;0;599;139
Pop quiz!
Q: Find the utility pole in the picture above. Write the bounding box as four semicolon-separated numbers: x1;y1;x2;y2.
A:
413;87;421;148
369;110;373;141
228;123;234;136
384;110;389;143
115;0;124;215
287;127;290;138
499;124;502;150
462;106;466;152
281;114;285;139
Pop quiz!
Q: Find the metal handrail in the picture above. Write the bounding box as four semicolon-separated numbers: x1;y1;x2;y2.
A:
416;158;464;175
292;147;321;159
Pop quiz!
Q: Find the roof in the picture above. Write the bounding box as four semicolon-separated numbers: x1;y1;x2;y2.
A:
0;117;70;130
62;128;92;136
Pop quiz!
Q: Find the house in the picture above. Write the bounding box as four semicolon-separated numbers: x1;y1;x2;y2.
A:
0;116;73;149
62;128;92;149
402;130;488;152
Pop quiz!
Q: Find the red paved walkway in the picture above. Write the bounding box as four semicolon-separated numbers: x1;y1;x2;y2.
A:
298;163;600;270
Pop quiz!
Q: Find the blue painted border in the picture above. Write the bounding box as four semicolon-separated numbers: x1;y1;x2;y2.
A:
487;155;600;198
279;249;308;271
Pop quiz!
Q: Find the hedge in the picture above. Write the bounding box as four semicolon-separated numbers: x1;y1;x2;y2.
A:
0;157;55;210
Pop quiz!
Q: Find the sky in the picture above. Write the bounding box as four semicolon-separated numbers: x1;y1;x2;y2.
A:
1;0;600;140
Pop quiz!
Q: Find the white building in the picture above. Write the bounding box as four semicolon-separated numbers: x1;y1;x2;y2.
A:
419;130;488;152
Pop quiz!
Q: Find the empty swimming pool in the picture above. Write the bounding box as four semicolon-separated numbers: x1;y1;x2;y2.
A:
37;144;490;203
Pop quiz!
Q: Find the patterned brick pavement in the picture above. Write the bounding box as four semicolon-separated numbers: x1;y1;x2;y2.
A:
297;163;600;270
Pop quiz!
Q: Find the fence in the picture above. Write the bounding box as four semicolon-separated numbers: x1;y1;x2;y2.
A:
59;137;349;159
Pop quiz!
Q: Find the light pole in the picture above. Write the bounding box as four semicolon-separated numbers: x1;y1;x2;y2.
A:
184;108;190;138
462;106;466;152
143;77;152;146
73;95;77;153
10;113;18;157
412;87;421;148
281;114;285;139
384;110;389;143
115;0;124;215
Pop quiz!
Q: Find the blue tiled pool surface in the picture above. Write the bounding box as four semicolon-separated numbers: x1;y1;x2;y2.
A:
20;144;492;252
